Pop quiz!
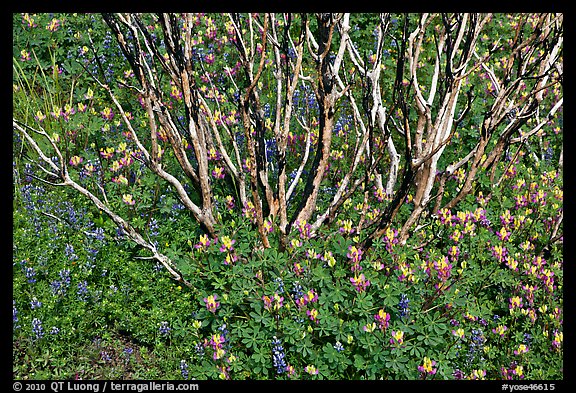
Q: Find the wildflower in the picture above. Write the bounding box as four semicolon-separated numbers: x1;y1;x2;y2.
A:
438;208;453;225
304;365;319;375
293;262;304;276
100;147;115;159
497;226;511;242
291;281;304;299
225;253;237;265
467;328;486;363
374;187;386;202
46;18;60;32
180;360;189;379
500;209;514;226
194;234;211;250
464;312;478;322
159;321;171;336
450;229;463;243
296;289;318;309
339;219;354;235
522;284;538;306
448;245;460;261
552;330;563;351
509;296;523;312
219;236;235;252
334;341;344;352
271;336;287;374
207;147;221;161
77;281;89;301
212;166;225;179
13;301;20;328
512;364;525;379
492;245;508;262
434;256;452;284
285;364;296;378
122;194;135;206
210;333;226;360
418;357;437;376
347;245;363;264
514;344;529;355
306;308;319;323
350;273;370;293
452;328;465;339
398;294;410;318
305;289;318;304
290;238;302;249
34;110;46;123
363;322;377;333
297;220;312;239
322;250;336;268
263;293;284;312
50;327;60;335
204;294;220;313
69;155;83;167
30;297;42;310
505;256;519;271
492;325;508;338
25;266;36;284
453;369;465;380
225;195;235;210
263;219;273;233
22;13;37;28
274;277;285;294
384;227;399;251
32;318;44;340
110;160;122;172
101;107;114;121
100;351;112;362
390;330;404;346
469;369;486;380
374;309;390;331
20;49;31;61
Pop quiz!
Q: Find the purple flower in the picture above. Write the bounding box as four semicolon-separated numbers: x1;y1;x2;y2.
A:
30;297;42;309
32;318;44;340
398;294;410;318
180;360;189;379
25;267;36;284
159;321;171;336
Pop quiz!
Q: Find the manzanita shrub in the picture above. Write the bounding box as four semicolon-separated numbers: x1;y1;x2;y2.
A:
13;13;562;380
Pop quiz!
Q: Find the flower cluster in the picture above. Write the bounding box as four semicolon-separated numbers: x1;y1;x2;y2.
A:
418;357;437;377
374;309;390;331
271;336;287;374
262;293;284;312
390;330;405;346
204;294;221;313
295;289;318;309
350;273;370;293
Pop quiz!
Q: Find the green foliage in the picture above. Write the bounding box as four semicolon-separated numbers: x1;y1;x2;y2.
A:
13;13;562;380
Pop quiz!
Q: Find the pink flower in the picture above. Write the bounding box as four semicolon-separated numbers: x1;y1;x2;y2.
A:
390;330;404;346
122;194;135;206
212;166;225;179
69;156;83;166
204;294;220;313
101;107;114;121
350;274;370;293
418;357;437;376
374;309;390;330
306;308;319;323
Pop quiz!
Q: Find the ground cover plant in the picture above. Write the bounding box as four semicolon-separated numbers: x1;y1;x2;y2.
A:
13;13;563;380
